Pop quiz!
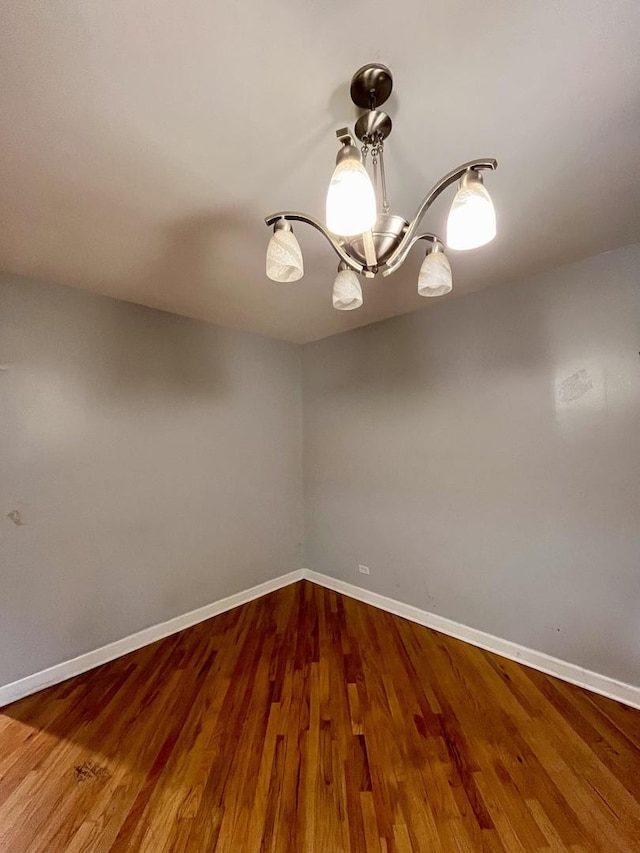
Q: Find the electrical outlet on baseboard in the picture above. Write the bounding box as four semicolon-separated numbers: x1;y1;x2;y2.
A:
358;564;370;575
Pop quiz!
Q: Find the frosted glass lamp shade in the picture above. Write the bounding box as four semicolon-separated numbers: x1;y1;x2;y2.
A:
332;269;363;310
326;157;377;237
266;228;304;282
446;176;496;250
418;250;452;298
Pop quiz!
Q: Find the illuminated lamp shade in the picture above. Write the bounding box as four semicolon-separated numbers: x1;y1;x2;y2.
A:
332;267;363;310
446;170;496;250
266;225;304;282
417;248;452;298
326;148;377;237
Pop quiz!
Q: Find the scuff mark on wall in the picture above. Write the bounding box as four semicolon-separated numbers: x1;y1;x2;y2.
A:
6;509;25;526
556;368;594;404
554;361;606;420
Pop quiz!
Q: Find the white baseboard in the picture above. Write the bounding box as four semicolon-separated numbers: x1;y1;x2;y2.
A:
302;570;640;710
0;569;305;708
2;567;639;711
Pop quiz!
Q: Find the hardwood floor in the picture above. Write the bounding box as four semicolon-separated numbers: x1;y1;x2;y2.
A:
1;581;639;851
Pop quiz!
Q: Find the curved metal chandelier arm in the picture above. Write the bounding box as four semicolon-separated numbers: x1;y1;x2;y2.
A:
380;232;441;277
383;158;498;274
264;211;365;274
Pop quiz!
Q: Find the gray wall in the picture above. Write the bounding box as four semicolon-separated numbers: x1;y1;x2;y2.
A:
3;243;639;691
303;244;640;686
0;275;303;685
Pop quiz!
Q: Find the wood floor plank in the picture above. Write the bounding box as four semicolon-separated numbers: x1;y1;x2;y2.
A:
1;581;639;851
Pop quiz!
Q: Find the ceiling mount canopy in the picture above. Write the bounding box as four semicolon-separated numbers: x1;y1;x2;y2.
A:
265;63;498;310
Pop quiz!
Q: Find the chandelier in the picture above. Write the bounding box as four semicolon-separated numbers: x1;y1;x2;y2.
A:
265;63;498;310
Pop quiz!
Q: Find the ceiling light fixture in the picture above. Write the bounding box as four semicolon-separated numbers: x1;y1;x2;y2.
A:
265;63;498;310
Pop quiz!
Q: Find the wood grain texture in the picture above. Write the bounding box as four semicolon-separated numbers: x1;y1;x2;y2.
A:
1;581;639;851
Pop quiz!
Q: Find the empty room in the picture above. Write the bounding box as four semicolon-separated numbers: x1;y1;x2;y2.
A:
1;1;639;850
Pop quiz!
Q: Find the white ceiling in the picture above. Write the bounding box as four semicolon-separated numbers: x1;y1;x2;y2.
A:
0;1;639;343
